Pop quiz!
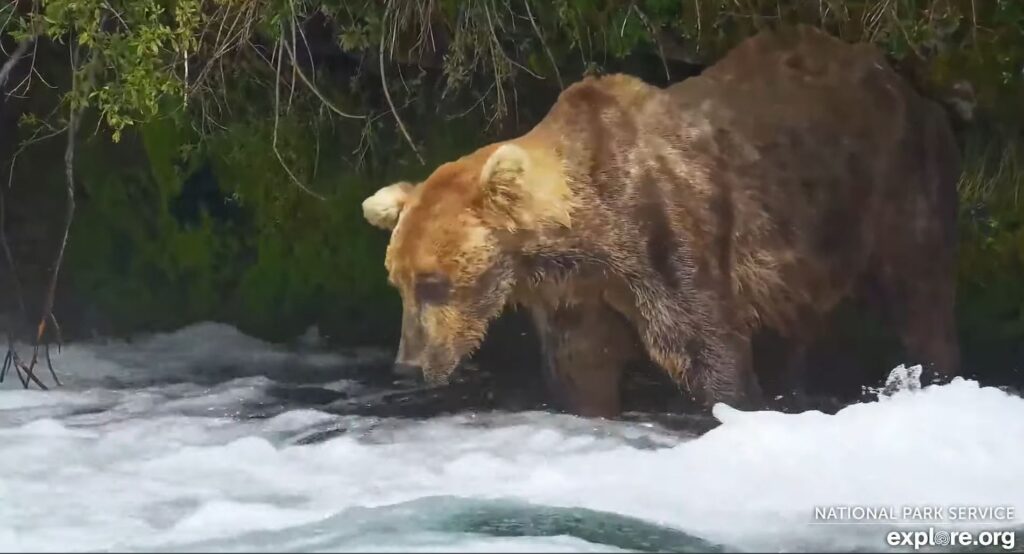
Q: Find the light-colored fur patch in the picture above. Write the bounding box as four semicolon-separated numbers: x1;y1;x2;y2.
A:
479;142;574;229
480;144;531;185
362;181;415;230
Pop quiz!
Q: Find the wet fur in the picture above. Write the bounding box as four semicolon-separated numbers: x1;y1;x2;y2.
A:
370;26;961;415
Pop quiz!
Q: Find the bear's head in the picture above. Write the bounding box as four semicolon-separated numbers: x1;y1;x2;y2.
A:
362;142;572;384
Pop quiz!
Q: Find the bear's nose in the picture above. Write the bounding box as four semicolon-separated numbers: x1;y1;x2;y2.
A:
392;362;423;380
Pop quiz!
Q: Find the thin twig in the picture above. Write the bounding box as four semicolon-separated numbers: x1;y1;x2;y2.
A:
481;0;540;81
313;119;321;180
632;5;670;82
0;3;18;51
481;0;508;118
186;2;253;98
287;6;298;110
281;36;364;120
1;345;11;383
29;135;70;385
11;32;103;389
969;0;978;52
20;40;54;96
380;5;424;165
414;0;437;56
7;119;71;189
446;82;496;120
0;38;33;90
273;31;326;201
22;55;83;388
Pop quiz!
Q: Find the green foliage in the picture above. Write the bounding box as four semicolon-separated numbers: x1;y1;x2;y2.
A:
66;113;246;332
62;94;493;343
204;113;398;340
15;0;205;141
956;130;1024;361
7;1;1022;147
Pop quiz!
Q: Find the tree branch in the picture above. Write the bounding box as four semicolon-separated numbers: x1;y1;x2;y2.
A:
523;0;563;90
19;44;95;388
281;32;364;120
16;109;75;388
380;6;424;165
273;30;326;201
631;5;670;82
5;34;105;389
0;37;33;90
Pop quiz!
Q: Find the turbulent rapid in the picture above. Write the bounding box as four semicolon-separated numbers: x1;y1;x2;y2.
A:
1;322;1021;552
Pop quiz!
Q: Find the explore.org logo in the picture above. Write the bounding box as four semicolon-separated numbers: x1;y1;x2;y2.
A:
812;505;1019;550
884;527;1016;550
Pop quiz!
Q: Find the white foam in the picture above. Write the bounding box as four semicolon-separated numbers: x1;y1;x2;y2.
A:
3;321;387;389
0;323;1021;552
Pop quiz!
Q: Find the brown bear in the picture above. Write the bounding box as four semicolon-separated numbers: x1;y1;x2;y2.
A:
361;25;961;417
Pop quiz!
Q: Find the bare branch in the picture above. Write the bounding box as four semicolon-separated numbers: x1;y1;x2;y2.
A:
287;8;297;110
7;28;104;389
0;38;33;90
631;5;670;82
281;35;365;120
273;31;326;201
22;110;77;387
2;333;47;389
6;117;71;191
481;1;508;119
20;43;88;387
380;5;424;165
187;2;254;98
523;0;563;90
0;1;22;55
483;0;540;81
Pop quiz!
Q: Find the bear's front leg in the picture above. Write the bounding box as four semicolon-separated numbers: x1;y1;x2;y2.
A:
528;300;641;418
604;281;762;410
659;324;761;410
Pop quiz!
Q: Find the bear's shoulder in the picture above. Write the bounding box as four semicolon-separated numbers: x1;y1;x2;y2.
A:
553;73;662;113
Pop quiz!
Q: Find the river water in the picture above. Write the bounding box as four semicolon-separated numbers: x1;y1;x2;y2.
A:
1;322;1022;552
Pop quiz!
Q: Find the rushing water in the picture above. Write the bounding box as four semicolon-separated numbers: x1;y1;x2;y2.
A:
1;322;1022;552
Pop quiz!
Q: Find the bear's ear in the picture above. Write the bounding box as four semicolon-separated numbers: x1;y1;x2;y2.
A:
480;143;530;197
479;144;529;228
479;143;572;230
362;181;415;230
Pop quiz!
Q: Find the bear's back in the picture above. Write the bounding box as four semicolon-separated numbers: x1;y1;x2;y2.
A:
631;27;955;334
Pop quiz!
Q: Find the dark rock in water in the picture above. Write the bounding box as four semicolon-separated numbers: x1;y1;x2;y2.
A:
269;360;724;440
259;308;855;435
323;368;548;419
292;425;350;445
261;342;845;439
262;358;861;443
265;384;349;406
619;411;721;436
326;382;494;418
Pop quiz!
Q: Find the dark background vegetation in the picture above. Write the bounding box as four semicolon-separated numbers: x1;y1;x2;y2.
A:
1;0;1021;394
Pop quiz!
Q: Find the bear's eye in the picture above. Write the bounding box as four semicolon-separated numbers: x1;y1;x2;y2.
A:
415;273;452;305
